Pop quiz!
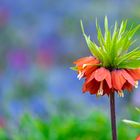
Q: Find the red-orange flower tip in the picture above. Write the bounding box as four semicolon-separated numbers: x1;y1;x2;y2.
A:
136;135;140;140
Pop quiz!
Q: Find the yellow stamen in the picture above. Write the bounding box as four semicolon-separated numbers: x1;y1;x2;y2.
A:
118;90;124;97
82;63;98;68
82;64;88;68
135;81;138;88
97;82;103;96
77;71;84;80
97;89;103;96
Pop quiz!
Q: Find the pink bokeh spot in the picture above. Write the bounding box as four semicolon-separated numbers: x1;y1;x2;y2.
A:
0;7;10;27
36;47;53;68
36;39;56;68
7;49;29;70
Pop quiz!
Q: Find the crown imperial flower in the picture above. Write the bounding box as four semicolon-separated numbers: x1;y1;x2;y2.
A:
72;17;140;97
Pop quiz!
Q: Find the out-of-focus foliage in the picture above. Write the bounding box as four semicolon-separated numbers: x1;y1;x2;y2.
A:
0;128;9;140
0;111;138;140
123;107;140;129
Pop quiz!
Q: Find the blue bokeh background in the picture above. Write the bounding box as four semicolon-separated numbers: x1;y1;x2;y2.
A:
0;0;140;135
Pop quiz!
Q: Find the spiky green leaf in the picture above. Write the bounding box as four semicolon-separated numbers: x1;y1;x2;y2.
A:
70;66;78;71
123;119;140;128
135;107;140;113
79;17;140;69
80;20;103;61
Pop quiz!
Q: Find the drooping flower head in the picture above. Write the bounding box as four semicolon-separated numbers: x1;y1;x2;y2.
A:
72;17;140;97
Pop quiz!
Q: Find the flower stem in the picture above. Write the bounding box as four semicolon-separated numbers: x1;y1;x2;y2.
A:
110;92;117;140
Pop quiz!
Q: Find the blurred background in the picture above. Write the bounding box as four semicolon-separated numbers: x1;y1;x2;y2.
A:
0;0;140;139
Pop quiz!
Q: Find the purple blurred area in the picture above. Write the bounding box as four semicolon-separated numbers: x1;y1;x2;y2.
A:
0;0;140;127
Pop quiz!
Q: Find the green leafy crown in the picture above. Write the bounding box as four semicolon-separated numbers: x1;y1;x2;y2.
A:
80;16;140;69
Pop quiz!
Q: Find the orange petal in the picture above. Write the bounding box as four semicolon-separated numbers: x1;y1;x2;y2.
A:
105;70;112;88
94;67;112;89
82;79;94;93
136;135;140;140
83;66;97;77
127;68;140;80
82;82;87;93
111;70;126;91
123;81;133;92
88;79;100;94
121;70;135;86
73;56;95;66
86;71;95;83
94;67;107;81
82;79;100;94
74;56;100;77
103;80;112;95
